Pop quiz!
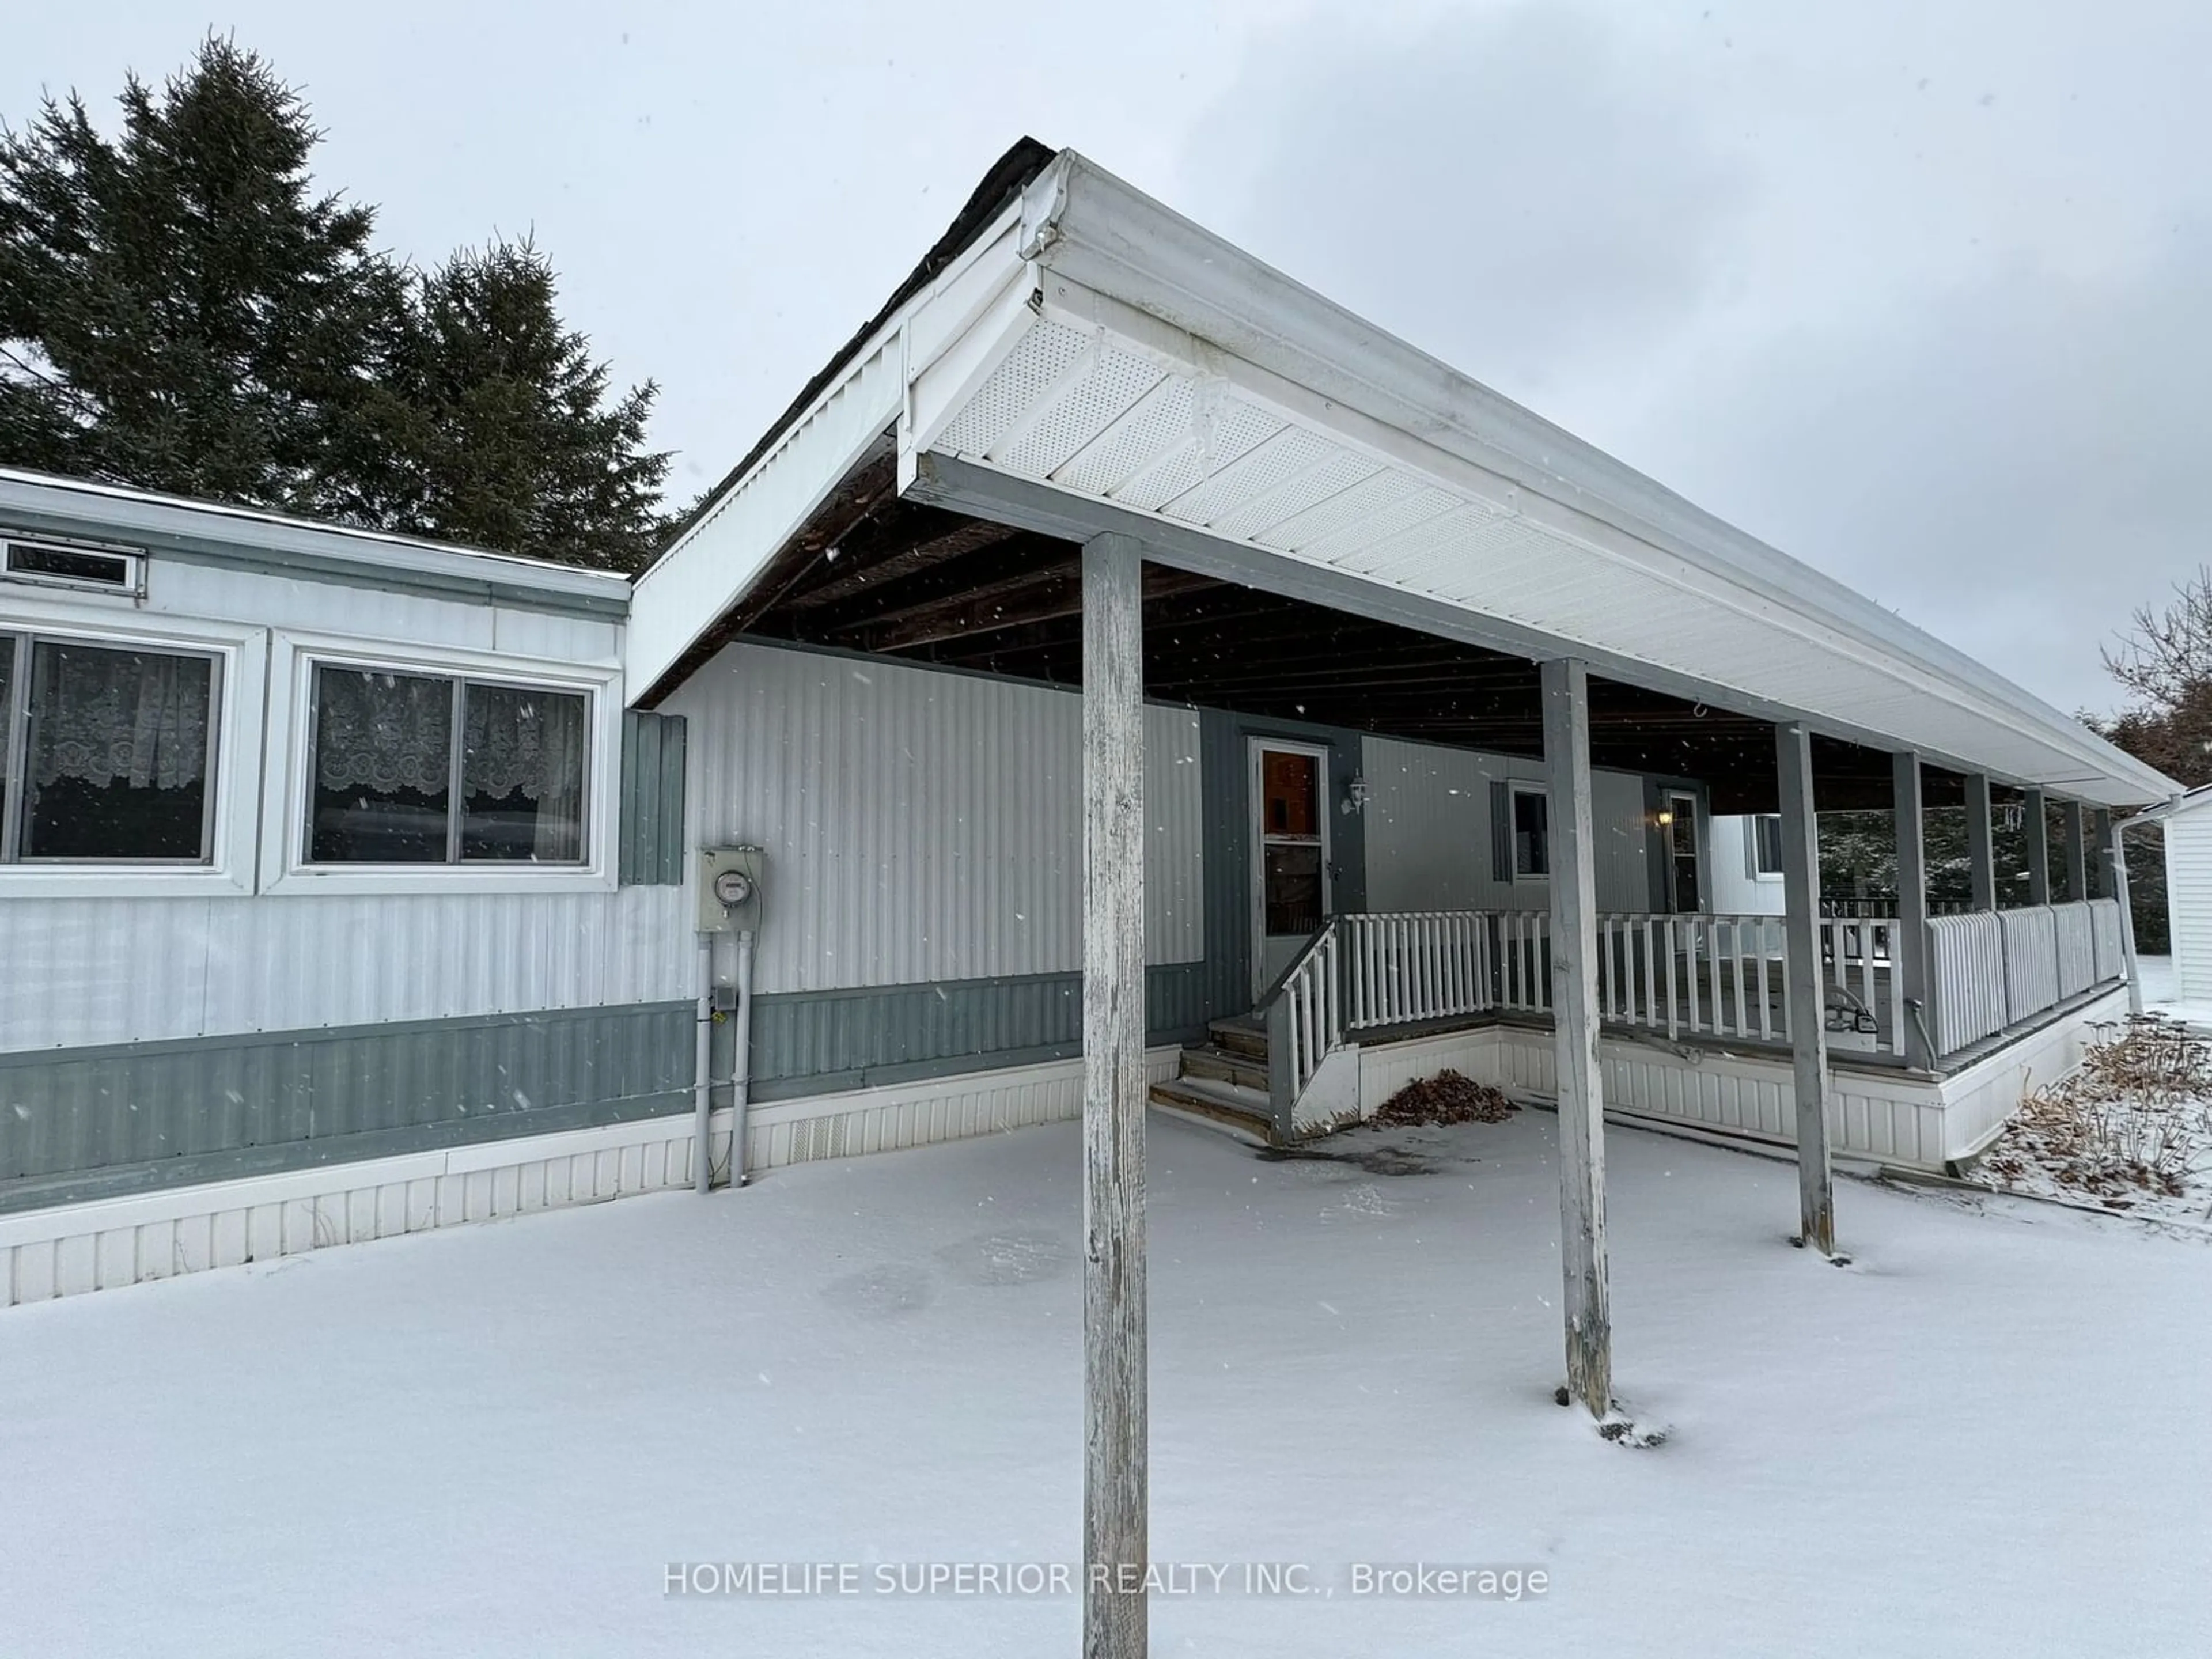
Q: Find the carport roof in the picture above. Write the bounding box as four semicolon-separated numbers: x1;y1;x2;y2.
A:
631;142;2173;809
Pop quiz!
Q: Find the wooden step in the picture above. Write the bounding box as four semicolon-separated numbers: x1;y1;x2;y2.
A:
1179;1043;1269;1092
1206;1016;1270;1061
1148;1077;1277;1144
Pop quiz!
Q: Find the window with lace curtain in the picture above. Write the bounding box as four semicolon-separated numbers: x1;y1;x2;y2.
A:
0;631;219;862
306;664;589;865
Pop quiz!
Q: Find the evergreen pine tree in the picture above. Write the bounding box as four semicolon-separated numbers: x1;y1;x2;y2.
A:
0;36;671;572
349;240;671;574
0;36;399;512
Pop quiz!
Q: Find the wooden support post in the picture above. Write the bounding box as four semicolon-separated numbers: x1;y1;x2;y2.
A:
1081;532;1147;1658
1965;773;1998;912
1541;658;1611;1418
2061;800;2089;903
2105;813;2145;1018
2022;788;2050;906
2092;807;2115;901
1892;752;1932;1071
1777;724;1836;1256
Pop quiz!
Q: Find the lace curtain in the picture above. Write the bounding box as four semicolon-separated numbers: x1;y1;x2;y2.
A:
463;684;586;859
313;668;453;797
314;668;586;859
30;643;212;791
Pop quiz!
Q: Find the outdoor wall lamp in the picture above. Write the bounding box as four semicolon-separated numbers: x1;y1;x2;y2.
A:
1343;772;1371;815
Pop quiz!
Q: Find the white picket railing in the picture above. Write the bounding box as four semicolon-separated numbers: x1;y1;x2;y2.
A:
1343;911;1493;1031
1497;911;1550;1014
1272;921;1343;1106
1823;915;1908;1054
1340;908;1907;1056
1270;897;2127;1112
1590;912;1787;1041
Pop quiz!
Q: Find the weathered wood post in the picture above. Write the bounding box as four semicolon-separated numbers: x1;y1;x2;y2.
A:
2104;812;2145;1017
2022;787;2050;906
1081;532;1147;1658
1892;752;1932;1071
2061;800;2090;903
1777;723;1835;1255
1541;658;1611;1417
1965;773;1998;912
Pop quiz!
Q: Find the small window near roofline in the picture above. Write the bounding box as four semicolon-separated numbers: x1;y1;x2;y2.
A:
3;539;145;599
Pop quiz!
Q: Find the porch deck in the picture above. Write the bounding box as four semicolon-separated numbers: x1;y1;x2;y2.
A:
1215;900;2134;1164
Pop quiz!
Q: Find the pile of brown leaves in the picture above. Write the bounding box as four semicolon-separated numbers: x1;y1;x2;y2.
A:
1977;1017;2212;1205
1372;1069;1517;1127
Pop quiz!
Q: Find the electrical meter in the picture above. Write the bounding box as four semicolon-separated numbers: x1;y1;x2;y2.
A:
698;846;766;932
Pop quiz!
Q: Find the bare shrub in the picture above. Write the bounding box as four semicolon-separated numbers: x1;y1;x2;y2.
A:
1979;1017;2212;1203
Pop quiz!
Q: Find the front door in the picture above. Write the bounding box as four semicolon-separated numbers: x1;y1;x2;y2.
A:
1663;789;1702;912
1251;740;1331;1000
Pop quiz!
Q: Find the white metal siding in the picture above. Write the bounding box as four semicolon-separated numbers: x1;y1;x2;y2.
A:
1;555;660;1055
2166;809;2212;1003
119;558;622;664
1707;816;1787;916
1359;735;1650;912
0;887;692;1053
669;641;1205;995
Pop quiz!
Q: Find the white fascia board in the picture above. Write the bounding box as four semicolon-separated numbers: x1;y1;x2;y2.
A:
1012;153;2173;804
629;207;1028;703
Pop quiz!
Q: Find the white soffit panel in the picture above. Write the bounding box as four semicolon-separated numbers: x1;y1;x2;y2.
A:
907;270;2166;804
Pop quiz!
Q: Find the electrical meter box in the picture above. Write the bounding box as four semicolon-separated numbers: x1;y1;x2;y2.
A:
698;845;766;933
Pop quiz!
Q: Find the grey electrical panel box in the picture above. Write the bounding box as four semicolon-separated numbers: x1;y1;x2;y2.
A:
698;845;766;933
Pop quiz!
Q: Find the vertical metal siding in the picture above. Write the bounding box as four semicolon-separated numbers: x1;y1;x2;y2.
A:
2165;812;2212;1001
1361;735;1653;912
666;641;1204;994
1197;706;1252;1015
0;1003;691;1205
619;710;687;885
730;961;1213;1094
0;887;692;1053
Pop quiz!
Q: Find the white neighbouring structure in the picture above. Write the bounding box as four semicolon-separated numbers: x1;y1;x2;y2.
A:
2135;782;2212;1004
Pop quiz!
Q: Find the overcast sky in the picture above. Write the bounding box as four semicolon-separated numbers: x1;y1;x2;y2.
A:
10;2;2206;715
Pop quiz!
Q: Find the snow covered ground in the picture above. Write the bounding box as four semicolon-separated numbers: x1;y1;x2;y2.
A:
3;1108;2207;1658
